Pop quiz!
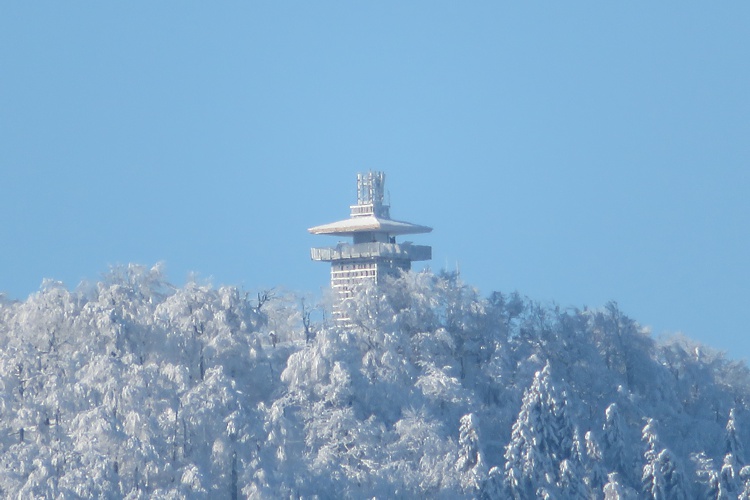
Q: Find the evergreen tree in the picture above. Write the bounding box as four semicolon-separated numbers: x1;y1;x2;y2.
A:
719;453;740;498
456;413;487;493
585;430;607;493
504;361;575;498
480;466;507;500
558;458;589;499
692;452;720;500
603;471;639;500
712;408;745;499
658;449;688;500
641;418;664;499
557;427;591;498
640;419;688;499
603;403;629;480
726;408;744;464
738;465;750;500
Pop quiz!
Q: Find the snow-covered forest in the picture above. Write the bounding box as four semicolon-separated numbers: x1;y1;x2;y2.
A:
1;264;749;498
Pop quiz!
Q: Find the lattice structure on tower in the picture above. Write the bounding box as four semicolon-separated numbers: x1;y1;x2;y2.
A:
309;172;432;324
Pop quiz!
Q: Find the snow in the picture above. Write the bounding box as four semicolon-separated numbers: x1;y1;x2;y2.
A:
0;263;748;497
308;214;432;236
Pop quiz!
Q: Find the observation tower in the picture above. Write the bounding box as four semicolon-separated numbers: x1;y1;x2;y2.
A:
309;172;432;320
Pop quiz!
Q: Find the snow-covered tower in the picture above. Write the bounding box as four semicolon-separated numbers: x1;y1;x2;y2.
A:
309;171;432;320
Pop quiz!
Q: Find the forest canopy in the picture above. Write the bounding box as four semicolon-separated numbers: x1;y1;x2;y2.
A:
0;264;748;498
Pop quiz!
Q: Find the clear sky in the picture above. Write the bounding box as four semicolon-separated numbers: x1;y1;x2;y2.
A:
2;4;749;360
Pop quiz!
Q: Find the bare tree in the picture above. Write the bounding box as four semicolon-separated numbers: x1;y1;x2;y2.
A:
255;289;275;314
301;299;314;344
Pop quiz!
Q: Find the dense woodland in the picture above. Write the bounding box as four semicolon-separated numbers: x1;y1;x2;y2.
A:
1;264;749;498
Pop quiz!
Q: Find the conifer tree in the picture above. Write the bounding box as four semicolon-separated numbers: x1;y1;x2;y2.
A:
456;413;487;493
719;453;740;498
480;466;508;500
692;452;720;500
658;449;687;500
504;361;575;498
738;466;750;500
726;408;744;464
641;418;664;499
585;430;607;493
603;472;638;500
603;403;629;480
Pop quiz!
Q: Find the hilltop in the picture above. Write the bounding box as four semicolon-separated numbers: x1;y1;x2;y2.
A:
0;264;748;498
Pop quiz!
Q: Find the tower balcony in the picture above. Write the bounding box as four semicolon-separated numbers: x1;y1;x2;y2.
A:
311;241;432;263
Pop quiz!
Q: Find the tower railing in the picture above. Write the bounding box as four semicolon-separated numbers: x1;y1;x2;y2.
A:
349;203;390;218
311;242;431;262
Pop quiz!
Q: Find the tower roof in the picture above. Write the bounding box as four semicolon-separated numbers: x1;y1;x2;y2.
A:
308;171;432;237
308;215;432;236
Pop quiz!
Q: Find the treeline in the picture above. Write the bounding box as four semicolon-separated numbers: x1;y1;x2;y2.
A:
0;264;748;498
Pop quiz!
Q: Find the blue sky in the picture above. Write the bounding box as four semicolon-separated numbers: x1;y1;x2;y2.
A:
2;3;749;360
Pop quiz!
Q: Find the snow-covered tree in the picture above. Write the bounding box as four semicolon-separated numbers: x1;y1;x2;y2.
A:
603;471;639;499
641;419;688;499
642;418;664;498
480;466;507;499
692;452;721;499
585;430;607;493
456;413;487;493
603;403;630;480
719;453;740;498
738;465;750;500
726;408;744;464
659;448;688;500
504;361;577;498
